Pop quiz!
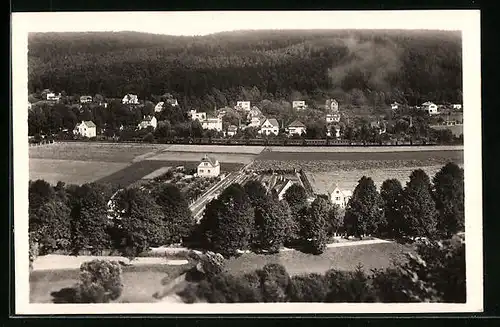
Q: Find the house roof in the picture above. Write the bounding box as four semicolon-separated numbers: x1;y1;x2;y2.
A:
80;95;92;99
266;118;279;127
330;185;352;198
200;154;219;167
141;115;155;122
76;121;96;128
422;101;435;106
288;120;306;128
155;101;164;107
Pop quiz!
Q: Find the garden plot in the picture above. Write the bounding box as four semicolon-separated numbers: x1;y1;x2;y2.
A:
141;167;173;180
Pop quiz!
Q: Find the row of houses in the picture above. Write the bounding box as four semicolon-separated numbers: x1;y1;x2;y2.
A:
391;101;463;114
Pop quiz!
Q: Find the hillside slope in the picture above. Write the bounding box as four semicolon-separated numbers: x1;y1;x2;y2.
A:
28;29;462;109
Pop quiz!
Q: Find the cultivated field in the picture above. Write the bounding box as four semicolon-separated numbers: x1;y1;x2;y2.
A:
305;164;465;194
29;142;166;163
29;159;129;185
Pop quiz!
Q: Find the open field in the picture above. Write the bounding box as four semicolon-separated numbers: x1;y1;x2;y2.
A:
95;160;244;188
29;142;166;163
305;164;465;194
29;159;129;185
226;242;411;276
30;264;191;303
266;145;464;153
165;144;265;154
148;151;257;164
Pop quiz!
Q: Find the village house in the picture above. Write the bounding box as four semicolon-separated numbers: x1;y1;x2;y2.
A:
154;102;165;112
249;116;266;129
138;115;158;130
287;120;307;136
28;102;32;110
327;185;353;209
274;178;295;201
188;110;207;121
259;118;280;136
80;95;93;103
292;100;307;110
246;106;263;120
452;104;462;110
422;101;439;115
227;125;238;137
391;102;400;110
201;117;223;132
46;92;61;102
326;113;341;124
197;154;220;178
327;125;341;139
235;101;251;111
122;94;139;105
326;98;339;112
73;120;97;138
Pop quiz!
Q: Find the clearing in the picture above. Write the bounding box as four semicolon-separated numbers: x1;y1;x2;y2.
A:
148;151;257;164
165;144;265;154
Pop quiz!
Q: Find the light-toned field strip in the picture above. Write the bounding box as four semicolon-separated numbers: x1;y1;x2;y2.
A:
267;145;464;153
141;166;172;180
29;158;130;185
148;151;257;164
165;144;265;154
32;255;189;271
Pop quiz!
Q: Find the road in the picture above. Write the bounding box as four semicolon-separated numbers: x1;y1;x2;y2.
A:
189;161;254;222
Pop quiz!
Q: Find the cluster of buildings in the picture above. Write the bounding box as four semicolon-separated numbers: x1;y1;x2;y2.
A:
390;101;463;115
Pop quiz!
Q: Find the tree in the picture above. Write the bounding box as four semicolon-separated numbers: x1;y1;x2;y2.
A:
251;191;288;253
299;197;330;254
380;179;404;238
111;188;167;258
258;263;292;302
400;169;438;238
29;179;56;213
432;162;465;237
153;183;193;245
343;176;385;238
283;184;308;241
69;183;111;255
30;199;71;255
327;204;343;237
76;260;123;303
199;183;254;257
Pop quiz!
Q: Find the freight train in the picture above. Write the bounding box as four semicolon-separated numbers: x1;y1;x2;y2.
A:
166;137;437;147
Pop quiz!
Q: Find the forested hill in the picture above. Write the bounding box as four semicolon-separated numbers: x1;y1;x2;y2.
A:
28;29;462;110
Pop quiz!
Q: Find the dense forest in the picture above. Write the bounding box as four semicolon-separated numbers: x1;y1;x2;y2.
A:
28;29;462;110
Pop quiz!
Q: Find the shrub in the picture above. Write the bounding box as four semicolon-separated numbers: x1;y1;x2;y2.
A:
257;263;292;302
76;260;123;303
289;273;329;302
324;266;378;302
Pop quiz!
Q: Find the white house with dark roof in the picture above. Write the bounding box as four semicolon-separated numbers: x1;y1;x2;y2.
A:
249;116;266;128
391;102;400;110
197;154;220;178
73;120;97;138
286;120;307;136
201;117;223;132
422;101;438;115
189;110;207;121
80;95;92;103
138;115;158;130
326;113;341;124
292;100;307;110
122;94;139;105
236;101;251;111
227;125;238;137
327;185;353;209
259;118;280;136
326;99;339;112
246;106;263;120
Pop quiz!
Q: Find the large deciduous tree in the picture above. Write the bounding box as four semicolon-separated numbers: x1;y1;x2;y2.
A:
343;176;385;238
400;169;438;238
199;183;254;257
299;197;330;254
432;162;465;237
380;178;404;238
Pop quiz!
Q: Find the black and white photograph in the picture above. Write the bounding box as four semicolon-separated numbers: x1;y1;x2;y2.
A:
12;10;482;314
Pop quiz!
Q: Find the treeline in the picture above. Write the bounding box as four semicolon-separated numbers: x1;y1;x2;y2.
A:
28;180;194;267
29;161;464;267
178;236;465;303
28;30;462;109
190;162;464;256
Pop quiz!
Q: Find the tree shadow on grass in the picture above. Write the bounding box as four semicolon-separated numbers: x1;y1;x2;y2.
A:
50;287;79;303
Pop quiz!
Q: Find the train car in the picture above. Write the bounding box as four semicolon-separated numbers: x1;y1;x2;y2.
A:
285;138;305;146
228;138;246;145
210;138;228;145
304;139;327;146
247;138;266;146
267;138;285;146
